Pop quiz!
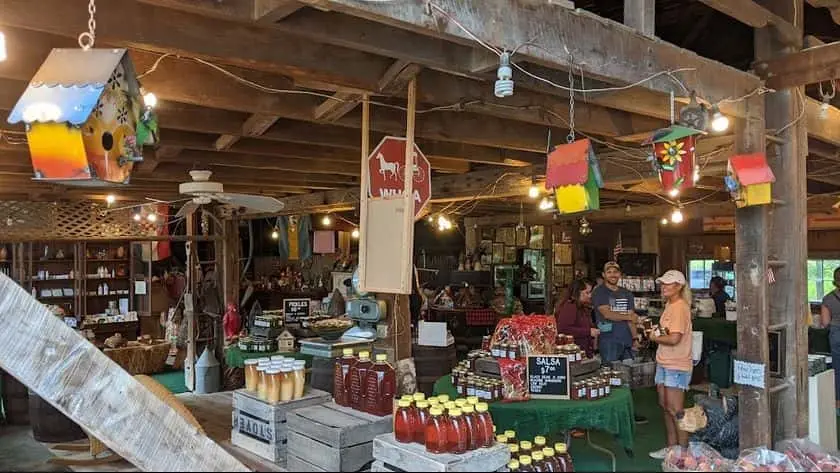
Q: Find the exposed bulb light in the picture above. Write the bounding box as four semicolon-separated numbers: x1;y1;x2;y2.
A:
668;188;680;198
437;215;453;231
147;213;157;223
660;217;669;225
670;208;684;224
105;194;116;205
133;213;142;222
710;106;729;132
494;52;514;98
322;215;331;226
820;100;831;119
819;81;836;119
538;197;554;211
0;32;7;62
271;229;279;240
528;184;540;199
351;228;360;239
625;203;632;214
143;92;157;109
693;165;701;184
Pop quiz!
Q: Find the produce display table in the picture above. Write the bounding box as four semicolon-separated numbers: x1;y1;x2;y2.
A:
433;375;634;464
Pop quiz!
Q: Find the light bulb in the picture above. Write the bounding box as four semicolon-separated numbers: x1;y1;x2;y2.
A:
351;228;360;239
271;229;279;240
625;203;632;213
660;217;669;225
820;101;830;119
143;92;157;109
0;32;7;62
693;165;701;184
133;213;142;222
538;197;554;211
494;52;514;98
528;184;540;199
322;215;331;226
147;213;157;223
668;188;680;198
427;215;434;223
105;194;116;205
711;109;729;132
670;208;684;224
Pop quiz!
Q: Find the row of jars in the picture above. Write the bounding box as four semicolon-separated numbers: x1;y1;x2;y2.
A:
489;342;521;360
496;432;574;472
555;344;585;362
452;371;504;401
243;356;306;403
569;371;621;401
394;393;496;454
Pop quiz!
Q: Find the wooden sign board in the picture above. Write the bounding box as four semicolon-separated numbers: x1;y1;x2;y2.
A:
527;355;571;399
283;298;311;322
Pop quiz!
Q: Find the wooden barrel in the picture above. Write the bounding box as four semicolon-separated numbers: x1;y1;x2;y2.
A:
413;343;457;396
28;391;86;443
1;370;30;425
311;356;335;394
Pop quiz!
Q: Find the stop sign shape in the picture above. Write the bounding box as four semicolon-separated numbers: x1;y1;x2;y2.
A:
367;136;431;218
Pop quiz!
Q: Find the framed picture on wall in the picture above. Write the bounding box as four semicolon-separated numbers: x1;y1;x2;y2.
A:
504;246;517;263
481;227;495;241
529;225;545;249
492;243;504;264
515;226;529;247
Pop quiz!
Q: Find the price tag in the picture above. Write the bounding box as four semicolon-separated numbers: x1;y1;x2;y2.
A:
734;359;765;388
526;355;570;399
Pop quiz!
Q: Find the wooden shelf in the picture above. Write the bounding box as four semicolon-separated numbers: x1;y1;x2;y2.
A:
29;278;76;282
86;259;129;263
85;277;130;281
38;295;75;300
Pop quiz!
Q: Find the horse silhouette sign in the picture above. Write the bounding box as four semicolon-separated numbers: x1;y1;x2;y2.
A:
367;136;431;218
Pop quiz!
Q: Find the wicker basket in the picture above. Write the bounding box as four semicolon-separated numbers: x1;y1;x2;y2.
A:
104;341;171;375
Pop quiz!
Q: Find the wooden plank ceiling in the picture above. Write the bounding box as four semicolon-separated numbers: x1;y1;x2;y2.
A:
0;0;836;218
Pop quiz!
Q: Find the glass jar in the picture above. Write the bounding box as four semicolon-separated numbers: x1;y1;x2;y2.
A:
508;343;518;360
603;376;611;396
256;364;269;400
279;365;294;402
266;368;282;403
244;359;260;393
293;360;306;399
569;345;581;362
509;444;520;457
466;377;476;397
570;382;580;400
425;407;448;454
587;381;598;400
394;400;416;443
505;430;517;445
597;378;605;398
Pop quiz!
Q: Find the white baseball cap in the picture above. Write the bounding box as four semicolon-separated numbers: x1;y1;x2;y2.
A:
657;270;686;285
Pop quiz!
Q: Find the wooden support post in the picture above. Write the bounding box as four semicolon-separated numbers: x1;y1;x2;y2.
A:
222;218;241;307
756;0;809;441
734;93;770;450
640;219;660;273
184;212;197;392
624;0;656;37
464;217;478;256
544;224;554;312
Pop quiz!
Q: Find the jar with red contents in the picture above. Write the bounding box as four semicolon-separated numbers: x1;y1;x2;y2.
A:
460;405;480;450
425;407;447;454
414;400;430;444
394;400;416;443
446;408;469;454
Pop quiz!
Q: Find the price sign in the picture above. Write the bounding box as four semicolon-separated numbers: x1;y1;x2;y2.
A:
283;298;311;322
527;355;570;399
734;359;766;388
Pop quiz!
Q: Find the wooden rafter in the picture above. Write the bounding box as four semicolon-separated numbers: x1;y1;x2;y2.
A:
808;0;840;24
699;0;802;47
754;41;840;89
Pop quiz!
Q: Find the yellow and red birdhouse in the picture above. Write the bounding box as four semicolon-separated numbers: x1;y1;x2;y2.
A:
545;138;603;214
7;48;159;186
726;153;775;207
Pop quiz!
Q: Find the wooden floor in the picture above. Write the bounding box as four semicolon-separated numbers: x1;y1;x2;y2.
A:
44;391;286;472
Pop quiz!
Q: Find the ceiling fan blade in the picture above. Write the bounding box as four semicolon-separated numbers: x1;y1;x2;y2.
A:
176;201;199;219
213;193;285;213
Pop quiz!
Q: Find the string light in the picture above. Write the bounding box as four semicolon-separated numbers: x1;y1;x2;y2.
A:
538;197;554;211
133;213;142;222
710;106;730;132
322;215;332;226
670;207;684;224
351;228;360;239
528;183;540;199
0;32;6;62
693;165;701;184
437;215;453;231
271;228;279;240
668;188;680;198
143;91;157;109
146;213;157;223
660;217;669;225
105;194;116;205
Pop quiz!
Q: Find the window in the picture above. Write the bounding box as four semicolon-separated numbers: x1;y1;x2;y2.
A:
809;259;840;302
689;259;715;290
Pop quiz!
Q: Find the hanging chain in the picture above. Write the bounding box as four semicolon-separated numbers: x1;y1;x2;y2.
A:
567;59;575;143
78;0;97;50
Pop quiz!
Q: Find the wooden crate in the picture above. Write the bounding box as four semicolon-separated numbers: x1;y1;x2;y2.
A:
286;402;393;472
372;433;510;472
231;387;331;463
371;461;510;472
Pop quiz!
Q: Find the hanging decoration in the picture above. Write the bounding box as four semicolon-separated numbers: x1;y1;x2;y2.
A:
725;153;775;207
644;125;704;196
5;0;159;186
545;139;603;214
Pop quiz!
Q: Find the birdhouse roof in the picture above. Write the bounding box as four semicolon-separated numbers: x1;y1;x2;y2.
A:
643;125;705;145
546;138;594;188
729;153;775;185
7;48;134;125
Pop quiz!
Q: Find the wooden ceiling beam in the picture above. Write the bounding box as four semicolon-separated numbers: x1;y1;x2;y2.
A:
167;149;360;176
699;0;802;47
214;113;283;151
807;0;840;24
753;41;840;89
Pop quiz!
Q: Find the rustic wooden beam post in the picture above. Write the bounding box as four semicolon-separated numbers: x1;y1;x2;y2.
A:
734;92;770;449
756;0;810;441
640;219;660;273
544;223;554;312
184;212;197;392
624;0;656;37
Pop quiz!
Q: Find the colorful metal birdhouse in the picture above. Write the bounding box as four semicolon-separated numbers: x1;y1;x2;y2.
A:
726;153;775;207
545;138;603;214
7;48;159;186
645;125;704;195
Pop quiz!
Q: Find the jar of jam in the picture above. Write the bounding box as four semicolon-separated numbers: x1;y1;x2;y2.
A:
570;382;580;400
415;400;431;444
520;440;533;456
466;377;476;397
569;345;581;362
509;444;520;457
603;377;611;396
564;335;575;345
505;430;517;445
588;381;598;400
508;343;519;360
508;459;521;472
394;400;416;443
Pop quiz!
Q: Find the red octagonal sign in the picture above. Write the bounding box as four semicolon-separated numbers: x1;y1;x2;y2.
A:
367;136;431;218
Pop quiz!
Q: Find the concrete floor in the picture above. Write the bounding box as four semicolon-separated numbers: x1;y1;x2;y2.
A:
0;426;68;472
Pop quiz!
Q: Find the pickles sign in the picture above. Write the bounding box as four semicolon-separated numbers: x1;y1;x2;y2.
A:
367;136;431;218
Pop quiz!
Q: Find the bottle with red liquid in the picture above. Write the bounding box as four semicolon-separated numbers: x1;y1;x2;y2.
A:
425;407;447;454
541;447;559;472
362;354;396;416
446;408;469;454
347;351;372;411
508;459;521;472
414;400;430;444
518;456;535;472
460;405;480;450
532;451;549;472
394;400;416;443
333;348;356;406
553;443;574;472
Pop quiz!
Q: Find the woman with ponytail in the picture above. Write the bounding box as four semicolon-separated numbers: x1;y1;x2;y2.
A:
648;269;693;459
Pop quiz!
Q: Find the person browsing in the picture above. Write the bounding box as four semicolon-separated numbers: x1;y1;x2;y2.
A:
708;276;731;316
554;278;599;358
820;267;840;415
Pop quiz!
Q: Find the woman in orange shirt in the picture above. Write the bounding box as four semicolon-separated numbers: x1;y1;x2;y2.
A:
647;270;693;460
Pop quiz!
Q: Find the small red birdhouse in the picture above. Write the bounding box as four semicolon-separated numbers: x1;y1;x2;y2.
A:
645;126;704;195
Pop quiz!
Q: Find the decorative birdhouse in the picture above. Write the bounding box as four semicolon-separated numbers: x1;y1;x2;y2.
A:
726;153;775;207
645;126;704;195
545;138;603;214
276;329;296;353
7;48;159;186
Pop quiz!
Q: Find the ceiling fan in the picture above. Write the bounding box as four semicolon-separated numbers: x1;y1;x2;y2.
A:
174;170;285;218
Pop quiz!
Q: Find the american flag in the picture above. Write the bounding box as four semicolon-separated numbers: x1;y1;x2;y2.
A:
613;231;623;260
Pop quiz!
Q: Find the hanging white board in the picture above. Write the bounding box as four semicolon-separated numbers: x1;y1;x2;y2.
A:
359;197;413;294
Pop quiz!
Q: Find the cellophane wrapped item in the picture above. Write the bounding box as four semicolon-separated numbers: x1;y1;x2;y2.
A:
490;315;557;357
777;438;840;472
732;447;803;472
498;358;528;402
663;442;733;472
690;394;739;459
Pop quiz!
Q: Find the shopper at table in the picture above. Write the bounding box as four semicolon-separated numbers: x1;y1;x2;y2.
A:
820;266;840;415
647;269;693;459
555;278;599;358
709;276;731;316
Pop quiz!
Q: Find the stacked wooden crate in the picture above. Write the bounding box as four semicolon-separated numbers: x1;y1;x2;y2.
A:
286;402;393;472
371;433;510;472
230;388;331;464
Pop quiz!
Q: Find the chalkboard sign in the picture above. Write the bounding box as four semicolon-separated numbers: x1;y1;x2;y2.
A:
527;355;570;399
283;298;311;322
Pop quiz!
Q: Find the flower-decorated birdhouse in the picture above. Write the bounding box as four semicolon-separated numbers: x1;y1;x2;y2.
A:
726;153;775;207
545;138;603;214
645;125;704;195
7;48;159;186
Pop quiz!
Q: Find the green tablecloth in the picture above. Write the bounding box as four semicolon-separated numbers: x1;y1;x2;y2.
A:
433;375;635;452
224;346;313;369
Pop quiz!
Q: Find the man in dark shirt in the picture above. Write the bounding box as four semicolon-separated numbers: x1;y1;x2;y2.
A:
709;276;731;316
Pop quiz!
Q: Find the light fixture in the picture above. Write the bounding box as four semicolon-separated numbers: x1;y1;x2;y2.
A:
670;207;684;224
660;217;669;225
538;197;554;211
133;213;142;222
693;165;701;184
322;215;332;226
668;188;680;198
147;213;157;223
528;180;540;199
494;52;514;98
710;106;729;133
143;92;157;109
427;215;434;223
0;32;7;62
351;228;360;239
271;228;279;240
625;203;632;214
105;194;116;205
437;215;453;231
819;81;836;119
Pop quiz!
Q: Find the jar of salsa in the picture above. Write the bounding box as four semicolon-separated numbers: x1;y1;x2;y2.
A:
414;400;430;444
505;430;517;445
570;382;580;400
425;407;448;454
446;409;469;454
532;451;547;472
603;377;611;396
520;440;533;456
597;378;605;398
508;343;519;360
569;345;581;362
587;381;598;400
394;400;416;443
466;377;476;397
